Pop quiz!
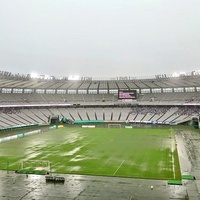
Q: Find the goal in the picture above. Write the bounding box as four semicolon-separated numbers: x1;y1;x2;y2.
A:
18;160;50;175
108;124;121;128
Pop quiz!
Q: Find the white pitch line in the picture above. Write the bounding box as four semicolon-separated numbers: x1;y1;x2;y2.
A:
172;149;175;179
171;131;176;179
113;160;125;176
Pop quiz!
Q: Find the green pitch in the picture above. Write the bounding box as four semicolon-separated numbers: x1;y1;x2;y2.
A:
0;127;181;180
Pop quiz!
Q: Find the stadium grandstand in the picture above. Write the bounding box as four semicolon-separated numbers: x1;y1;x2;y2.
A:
1;70;200;199
0;70;199;130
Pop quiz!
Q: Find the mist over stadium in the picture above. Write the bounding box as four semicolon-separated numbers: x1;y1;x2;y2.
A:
1;0;200;199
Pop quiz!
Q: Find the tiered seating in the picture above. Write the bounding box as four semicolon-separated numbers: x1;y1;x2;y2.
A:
158;107;179;123
157;93;175;102
104;108;112;121
0;113;19;127
95;108;104;120
11;113;34;125
0;105;199;130
0;94;17;104
93;94;104;102
0;109;42;129
67;108;81;120
85;108;96;120
137;93;152;102
172;93;188;102
140;112;154;123
16;111;39;125
152;93;166;102
0;91;199;105
103;94;117;102
112;108;121;121
40;94;56;103
62;94;75;103
134;113;145;122
172;115;191;124
120;107;131;121
38;108;53;118
52;94;64;102
48;108;61;116
184;92;200;102
20;109;46;124
29;109;48;123
83;94;94;102
73;94;85;103
57;108;74;120
76;108;88;120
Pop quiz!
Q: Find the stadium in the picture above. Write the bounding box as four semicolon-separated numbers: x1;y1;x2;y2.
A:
0;70;200;199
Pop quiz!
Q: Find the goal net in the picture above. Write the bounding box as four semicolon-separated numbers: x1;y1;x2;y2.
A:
108;124;121;128
18;160;50;175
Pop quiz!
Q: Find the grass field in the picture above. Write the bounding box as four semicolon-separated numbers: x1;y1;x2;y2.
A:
0;127;181;180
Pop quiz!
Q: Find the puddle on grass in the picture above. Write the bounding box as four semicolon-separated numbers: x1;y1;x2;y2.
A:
26;152;41;159
63;133;85;145
70;155;91;162
139;163;148;171
68;166;82;171
63;146;82;156
62;144;89;156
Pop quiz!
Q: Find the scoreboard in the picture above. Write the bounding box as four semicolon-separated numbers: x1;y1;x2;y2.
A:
118;90;137;99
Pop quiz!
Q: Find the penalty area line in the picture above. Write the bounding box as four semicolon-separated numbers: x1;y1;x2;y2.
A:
113;160;125;176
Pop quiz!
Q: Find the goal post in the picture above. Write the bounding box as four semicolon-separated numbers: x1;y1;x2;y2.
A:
18;160;50;175
108;124;122;128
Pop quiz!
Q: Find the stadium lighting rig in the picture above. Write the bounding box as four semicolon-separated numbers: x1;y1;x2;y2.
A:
30;73;53;80
68;75;80;80
172;72;186;77
30;72;39;79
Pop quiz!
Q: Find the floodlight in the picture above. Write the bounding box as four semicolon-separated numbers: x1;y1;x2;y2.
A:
172;72;179;77
68;75;80;80
30;73;39;79
44;75;50;80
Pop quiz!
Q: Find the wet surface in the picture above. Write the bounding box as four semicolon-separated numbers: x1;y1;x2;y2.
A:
0;129;200;200
176;130;200;200
0;171;187;200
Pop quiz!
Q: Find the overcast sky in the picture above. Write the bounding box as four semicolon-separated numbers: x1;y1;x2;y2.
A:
0;0;200;78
